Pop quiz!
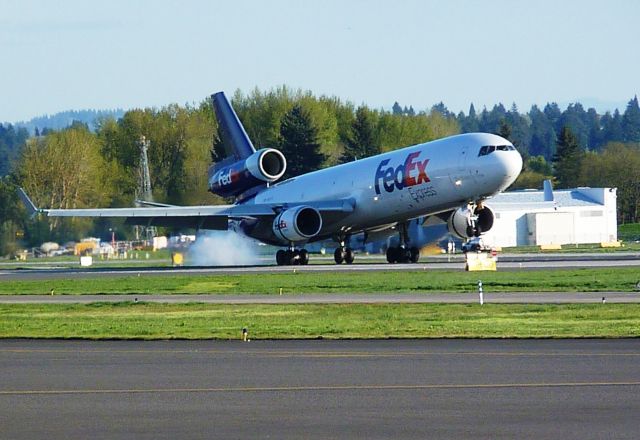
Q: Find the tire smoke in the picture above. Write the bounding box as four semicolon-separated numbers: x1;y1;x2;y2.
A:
186;231;262;266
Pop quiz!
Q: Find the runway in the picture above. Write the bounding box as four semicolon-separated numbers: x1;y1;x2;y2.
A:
0;252;638;281
1;292;639;304
0;339;639;439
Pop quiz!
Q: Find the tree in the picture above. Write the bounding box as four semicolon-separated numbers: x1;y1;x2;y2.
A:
552;126;583;188
528;105;556;160
602;109;624;143
277;104;325;179
460;103;479;132
18;126;110;238
497;118;512;140
392;102;403;115
622;96;640;143
580;142;640;223
0;176;22;256
340;106;380;163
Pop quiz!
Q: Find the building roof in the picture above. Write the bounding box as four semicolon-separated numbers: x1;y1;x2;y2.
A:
489;188;602;210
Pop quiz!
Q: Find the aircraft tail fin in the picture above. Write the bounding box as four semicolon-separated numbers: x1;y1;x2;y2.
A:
211;92;256;162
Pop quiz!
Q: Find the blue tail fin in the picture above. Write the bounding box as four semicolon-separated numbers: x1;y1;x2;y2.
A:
211;92;256;161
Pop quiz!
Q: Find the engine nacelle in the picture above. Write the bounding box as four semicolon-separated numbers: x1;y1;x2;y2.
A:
272;206;323;243
208;148;286;198
447;204;495;239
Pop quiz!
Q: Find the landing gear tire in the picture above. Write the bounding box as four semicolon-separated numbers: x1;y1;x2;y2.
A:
398;247;412;263
299;249;309;265
276;248;309;266
334;247;345;264
344;248;355;264
289;250;299;265
386;247;398;263
409;246;420;263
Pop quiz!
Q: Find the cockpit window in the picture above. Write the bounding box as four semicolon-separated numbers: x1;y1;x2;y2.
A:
478;145;515;156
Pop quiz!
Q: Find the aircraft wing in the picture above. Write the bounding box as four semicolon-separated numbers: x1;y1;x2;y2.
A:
18;188;354;230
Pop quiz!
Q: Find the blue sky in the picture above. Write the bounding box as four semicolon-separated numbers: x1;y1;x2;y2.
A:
1;0;638;122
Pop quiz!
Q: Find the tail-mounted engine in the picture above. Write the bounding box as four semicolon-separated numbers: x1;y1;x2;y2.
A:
208;148;286;198
273;205;323;243
447;203;495;239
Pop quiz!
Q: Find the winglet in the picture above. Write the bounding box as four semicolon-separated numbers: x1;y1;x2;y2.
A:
17;188;40;217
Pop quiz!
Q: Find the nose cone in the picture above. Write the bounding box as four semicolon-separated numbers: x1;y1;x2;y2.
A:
495;150;523;190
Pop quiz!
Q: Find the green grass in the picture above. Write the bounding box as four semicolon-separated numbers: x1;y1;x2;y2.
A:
502;242;640;253
1;267;639;295
619;223;640;242
1;303;639;339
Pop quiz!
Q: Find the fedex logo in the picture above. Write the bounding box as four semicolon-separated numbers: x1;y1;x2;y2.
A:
374;152;430;194
217;168;238;187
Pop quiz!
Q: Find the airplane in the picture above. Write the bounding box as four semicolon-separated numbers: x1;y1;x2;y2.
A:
19;91;522;266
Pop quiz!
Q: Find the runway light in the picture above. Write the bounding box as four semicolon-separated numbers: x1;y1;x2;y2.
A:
455;179;462;186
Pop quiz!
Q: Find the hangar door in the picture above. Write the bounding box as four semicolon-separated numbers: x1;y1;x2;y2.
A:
527;212;574;245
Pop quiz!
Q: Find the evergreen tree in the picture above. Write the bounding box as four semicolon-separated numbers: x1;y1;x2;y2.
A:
392;102;403;115
278;104;325;179
505;103;531;154
497;118;512;140
528;105;556;160
602;109;624;142
586;107;602;150
543;102;562;133
340;106;380;163
622;95;640;142
431;102;452;118
460;103;479;132
552;126;583;188
558;103;589;149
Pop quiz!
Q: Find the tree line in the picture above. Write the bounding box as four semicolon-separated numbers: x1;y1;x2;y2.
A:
0;87;639;256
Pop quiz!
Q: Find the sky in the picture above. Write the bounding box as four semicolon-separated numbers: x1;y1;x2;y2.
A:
1;0;639;122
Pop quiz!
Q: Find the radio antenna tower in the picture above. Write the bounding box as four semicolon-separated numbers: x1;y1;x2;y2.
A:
136;135;157;241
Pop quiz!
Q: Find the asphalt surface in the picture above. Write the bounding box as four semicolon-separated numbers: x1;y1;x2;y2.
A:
1;292;639;304
0;339;639;439
0;252;639;281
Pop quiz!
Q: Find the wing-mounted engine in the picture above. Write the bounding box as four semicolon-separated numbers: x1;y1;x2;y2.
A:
208;148;286;198
272;205;323;243
447;203;495;239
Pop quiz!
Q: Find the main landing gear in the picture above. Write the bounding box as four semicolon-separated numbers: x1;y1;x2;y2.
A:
334;246;355;264
333;235;355;264
275;248;309;266
386;222;420;264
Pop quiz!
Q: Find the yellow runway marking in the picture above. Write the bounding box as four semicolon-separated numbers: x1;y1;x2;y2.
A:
1;382;639;396
1;348;639;358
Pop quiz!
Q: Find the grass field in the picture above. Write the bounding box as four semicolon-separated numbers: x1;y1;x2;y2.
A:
1;267;639;295
1;303;639;339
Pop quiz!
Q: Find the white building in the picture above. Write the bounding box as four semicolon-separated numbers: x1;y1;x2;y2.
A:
482;186;618;247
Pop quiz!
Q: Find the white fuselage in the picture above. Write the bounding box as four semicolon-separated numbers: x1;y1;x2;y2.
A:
247;132;522;243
